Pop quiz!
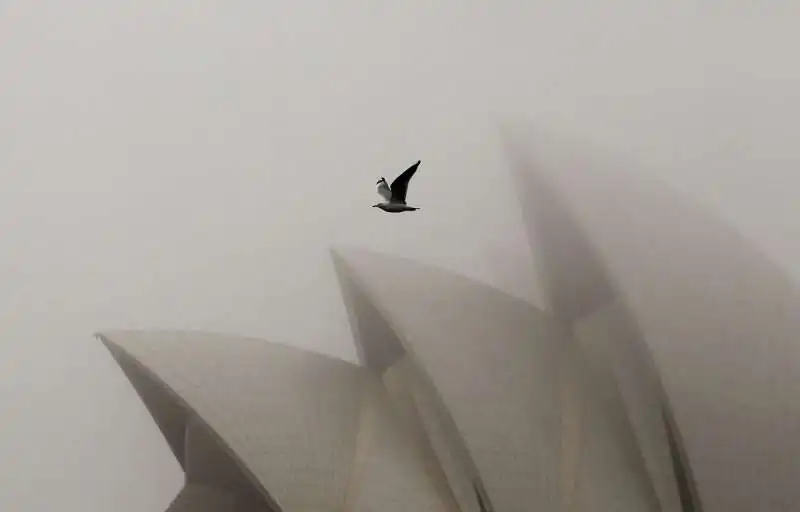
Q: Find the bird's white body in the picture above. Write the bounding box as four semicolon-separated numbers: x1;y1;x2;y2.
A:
374;203;419;212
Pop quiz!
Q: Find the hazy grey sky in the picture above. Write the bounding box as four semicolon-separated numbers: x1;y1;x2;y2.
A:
0;1;798;510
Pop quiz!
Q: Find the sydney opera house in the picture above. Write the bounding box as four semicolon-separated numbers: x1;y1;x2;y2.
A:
98;138;800;512
99;238;696;512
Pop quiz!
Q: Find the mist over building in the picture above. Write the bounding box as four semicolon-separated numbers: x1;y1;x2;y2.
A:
100;244;692;512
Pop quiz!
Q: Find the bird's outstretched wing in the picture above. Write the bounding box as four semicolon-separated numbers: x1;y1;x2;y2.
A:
376;178;392;201
390;160;421;204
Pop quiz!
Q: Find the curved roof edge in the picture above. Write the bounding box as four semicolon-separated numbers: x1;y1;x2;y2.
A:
331;247;489;511
98;328;356;368
503;126;696;512
331;247;661;511
99;328;459;512
97;332;284;512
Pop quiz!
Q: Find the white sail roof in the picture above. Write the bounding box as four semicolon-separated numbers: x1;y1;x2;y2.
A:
100;330;454;512
333;248;660;512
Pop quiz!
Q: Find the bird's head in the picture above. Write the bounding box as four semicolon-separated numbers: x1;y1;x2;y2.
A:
376;177;386;185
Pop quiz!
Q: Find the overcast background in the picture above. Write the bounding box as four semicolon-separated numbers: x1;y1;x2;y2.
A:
0;1;798;511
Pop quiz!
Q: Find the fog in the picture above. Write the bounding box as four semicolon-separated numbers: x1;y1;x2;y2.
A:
0;1;797;511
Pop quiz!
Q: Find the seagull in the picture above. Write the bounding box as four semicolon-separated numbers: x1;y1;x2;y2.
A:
373;160;422;213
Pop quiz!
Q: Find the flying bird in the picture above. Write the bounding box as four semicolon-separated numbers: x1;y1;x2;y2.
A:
373;160;422;213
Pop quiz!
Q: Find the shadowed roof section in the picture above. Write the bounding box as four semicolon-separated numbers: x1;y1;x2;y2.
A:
334;249;484;512
502;127;615;324
98;333;279;512
99;330;363;511
502;125;689;512
332;249;406;373
503;125;800;512
333;248;660;512
99;330;458;512
100;335;189;470
572;301;687;512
